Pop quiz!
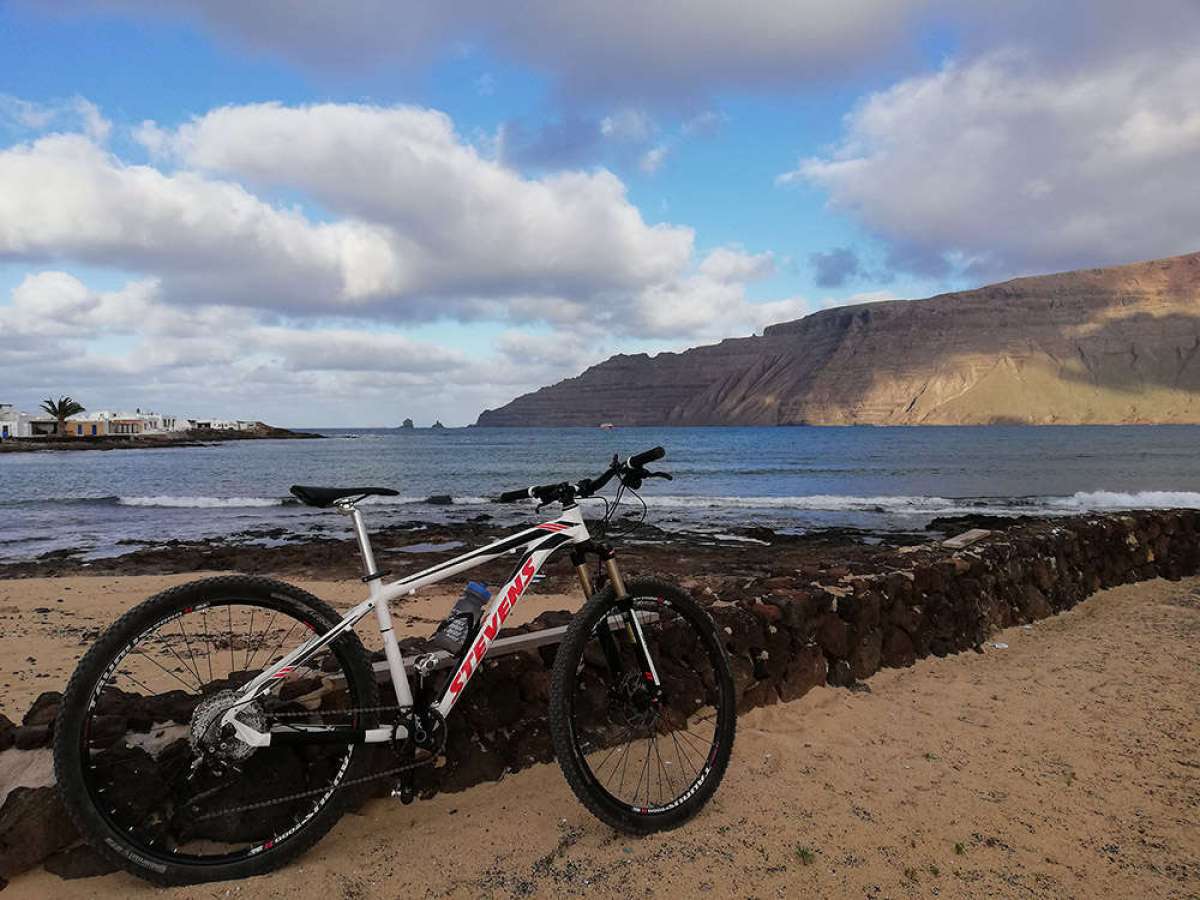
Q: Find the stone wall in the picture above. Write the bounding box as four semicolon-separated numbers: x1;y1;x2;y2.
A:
2;509;1197;884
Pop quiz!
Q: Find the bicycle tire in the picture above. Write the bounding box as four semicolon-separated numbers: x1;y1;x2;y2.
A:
549;576;736;833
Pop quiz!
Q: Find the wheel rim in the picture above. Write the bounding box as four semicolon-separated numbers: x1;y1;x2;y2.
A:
76;598;365;866
567;594;730;816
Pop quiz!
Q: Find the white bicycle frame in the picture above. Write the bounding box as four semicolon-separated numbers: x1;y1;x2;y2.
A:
221;502;595;748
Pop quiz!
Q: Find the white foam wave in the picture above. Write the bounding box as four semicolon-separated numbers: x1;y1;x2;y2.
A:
641;494;971;513
641;490;1200;516
118;496;285;508
117;494;493;510
1055;490;1200;510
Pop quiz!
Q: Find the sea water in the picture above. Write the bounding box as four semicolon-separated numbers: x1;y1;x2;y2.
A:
1;425;1199;561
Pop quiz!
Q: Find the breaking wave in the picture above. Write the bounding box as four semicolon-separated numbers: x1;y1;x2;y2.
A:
111;494;492;509
118;496;287;508
640;491;1200;515
1055;490;1200;510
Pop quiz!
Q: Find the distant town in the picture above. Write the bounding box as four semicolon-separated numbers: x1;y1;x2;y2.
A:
0;396;314;449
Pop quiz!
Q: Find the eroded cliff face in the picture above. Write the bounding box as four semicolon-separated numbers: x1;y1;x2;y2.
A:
475;251;1200;426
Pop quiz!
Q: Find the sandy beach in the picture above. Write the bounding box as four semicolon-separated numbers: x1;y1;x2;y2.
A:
2;571;1196;898
0;574;581;718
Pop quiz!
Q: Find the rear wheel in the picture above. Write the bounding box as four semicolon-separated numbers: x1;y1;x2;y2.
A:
549;576;736;833
53;575;379;885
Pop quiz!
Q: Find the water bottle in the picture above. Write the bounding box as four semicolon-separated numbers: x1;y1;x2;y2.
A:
431;581;490;653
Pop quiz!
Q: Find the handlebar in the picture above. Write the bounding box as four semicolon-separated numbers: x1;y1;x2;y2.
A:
495;446;669;505
629;446;665;468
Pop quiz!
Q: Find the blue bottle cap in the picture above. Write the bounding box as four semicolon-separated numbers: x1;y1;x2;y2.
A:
466;580;490;599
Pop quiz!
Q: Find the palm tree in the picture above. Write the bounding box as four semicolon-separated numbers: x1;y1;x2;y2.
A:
40;396;85;436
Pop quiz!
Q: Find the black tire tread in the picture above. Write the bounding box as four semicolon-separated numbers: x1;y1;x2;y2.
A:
53;575;379;886
548;575;735;834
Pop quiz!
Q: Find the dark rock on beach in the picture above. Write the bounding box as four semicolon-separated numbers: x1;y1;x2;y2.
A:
0;787;76;881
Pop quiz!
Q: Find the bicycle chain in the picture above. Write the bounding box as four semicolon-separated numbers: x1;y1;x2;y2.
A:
191;703;435;821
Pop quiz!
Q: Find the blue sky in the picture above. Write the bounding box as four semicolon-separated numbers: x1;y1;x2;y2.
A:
1;1;1197;425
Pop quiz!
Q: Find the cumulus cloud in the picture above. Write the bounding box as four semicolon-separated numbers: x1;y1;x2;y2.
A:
1;104;697;321
141;103;692;294
789;45;1200;278
0;133;404;309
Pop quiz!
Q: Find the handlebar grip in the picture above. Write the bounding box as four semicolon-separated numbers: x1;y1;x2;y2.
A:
497;487;531;503
629;446;666;468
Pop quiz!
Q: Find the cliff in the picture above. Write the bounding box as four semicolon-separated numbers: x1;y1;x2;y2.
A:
476;251;1200;426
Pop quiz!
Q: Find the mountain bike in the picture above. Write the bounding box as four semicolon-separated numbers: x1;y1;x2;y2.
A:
53;447;736;885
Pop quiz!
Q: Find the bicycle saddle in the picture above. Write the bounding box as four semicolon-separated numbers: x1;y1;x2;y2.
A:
289;485;400;507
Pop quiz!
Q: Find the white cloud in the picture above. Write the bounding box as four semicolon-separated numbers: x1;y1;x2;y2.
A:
141;102;692;296
697;248;775;283
628;248;805;340
789;46;1200;277
600;109;654;143
639;145;669;174
0;133;401;310
1;104;698;321
0;271;501;423
0;94;111;141
680;110;726;136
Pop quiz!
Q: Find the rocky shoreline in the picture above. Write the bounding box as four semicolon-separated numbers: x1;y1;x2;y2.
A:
0;514;992;584
0;425;323;454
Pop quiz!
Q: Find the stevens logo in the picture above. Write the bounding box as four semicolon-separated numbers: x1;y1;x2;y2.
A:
448;557;537;696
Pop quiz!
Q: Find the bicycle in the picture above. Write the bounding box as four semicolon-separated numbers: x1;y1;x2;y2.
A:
53;446;737;884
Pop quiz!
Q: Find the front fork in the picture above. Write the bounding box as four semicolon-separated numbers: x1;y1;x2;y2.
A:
573;548;661;691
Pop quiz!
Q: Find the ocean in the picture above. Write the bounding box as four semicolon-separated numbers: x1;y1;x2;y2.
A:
2;426;1199;562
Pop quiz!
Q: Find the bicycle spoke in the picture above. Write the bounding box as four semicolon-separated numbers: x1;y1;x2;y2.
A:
131;646;201;694
242;607;256;671
77;597;367;867
200;608;215;683
175;618;205;686
244;609;280;673
567;593;730;817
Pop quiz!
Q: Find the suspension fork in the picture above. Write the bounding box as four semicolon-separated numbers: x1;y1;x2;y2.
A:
574;546;661;689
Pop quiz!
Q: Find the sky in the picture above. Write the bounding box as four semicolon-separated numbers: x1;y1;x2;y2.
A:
1;1;1198;427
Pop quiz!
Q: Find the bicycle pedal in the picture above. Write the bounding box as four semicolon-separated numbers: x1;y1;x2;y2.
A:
390;783;416;804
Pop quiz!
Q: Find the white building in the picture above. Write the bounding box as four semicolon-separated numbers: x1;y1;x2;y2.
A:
189;419;256;431
0;403;34;439
137;411;187;433
64;409;189;436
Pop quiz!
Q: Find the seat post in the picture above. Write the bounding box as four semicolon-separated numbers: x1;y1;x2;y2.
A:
337;501;379;579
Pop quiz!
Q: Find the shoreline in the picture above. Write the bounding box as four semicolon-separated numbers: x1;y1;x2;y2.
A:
0;426;323;454
0;514;1003;583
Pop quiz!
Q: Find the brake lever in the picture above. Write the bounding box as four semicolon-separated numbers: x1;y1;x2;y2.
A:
643;469;673;481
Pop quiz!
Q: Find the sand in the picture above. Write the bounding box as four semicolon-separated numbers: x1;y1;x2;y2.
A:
2;573;1198;898
0;574;582;718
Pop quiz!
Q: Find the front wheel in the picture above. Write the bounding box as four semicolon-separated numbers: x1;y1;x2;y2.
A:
549;576;736;833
